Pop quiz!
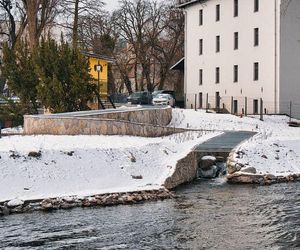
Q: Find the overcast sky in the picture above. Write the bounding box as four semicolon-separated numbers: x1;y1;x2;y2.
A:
103;0;120;11
103;0;166;11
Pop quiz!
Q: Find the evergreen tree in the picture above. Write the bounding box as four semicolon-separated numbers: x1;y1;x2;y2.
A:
1;41;39;113
1;39;95;115
36;39;95;113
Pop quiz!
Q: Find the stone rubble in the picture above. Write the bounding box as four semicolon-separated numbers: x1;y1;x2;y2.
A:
0;189;175;217
198;155;226;179
227;149;300;185
227;172;300;185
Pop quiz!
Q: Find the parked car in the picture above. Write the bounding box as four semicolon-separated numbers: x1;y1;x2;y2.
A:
9;96;20;103
152;93;175;107
0;97;7;105
127;91;152;104
152;90;176;100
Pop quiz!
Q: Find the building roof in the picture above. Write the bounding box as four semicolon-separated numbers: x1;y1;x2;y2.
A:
82;51;114;63
177;0;204;9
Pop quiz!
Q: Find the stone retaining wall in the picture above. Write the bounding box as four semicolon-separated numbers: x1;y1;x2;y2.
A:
24;116;185;137
73;108;172;126
24;107;176;137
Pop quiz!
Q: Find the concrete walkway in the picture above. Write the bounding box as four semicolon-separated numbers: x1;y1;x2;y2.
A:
194;131;256;153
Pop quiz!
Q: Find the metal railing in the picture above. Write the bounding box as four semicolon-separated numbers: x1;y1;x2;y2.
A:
185;93;300;120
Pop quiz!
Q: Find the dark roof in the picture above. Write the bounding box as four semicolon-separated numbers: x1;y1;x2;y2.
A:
170;58;184;71
177;0;204;9
81;51;114;63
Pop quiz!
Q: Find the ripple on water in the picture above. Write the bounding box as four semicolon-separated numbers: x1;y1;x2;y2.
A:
0;181;299;249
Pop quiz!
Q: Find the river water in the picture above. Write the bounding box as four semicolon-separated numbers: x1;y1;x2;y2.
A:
0;179;299;250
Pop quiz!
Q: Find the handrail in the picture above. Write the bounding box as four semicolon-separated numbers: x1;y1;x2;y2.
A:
108;95;116;109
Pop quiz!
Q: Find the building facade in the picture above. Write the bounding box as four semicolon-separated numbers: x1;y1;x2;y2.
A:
180;0;300;116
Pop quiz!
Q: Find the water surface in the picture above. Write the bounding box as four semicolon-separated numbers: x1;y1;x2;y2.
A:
0;179;299;249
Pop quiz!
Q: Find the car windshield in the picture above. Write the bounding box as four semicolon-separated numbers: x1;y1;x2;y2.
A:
130;92;143;98
156;94;170;99
152;91;163;97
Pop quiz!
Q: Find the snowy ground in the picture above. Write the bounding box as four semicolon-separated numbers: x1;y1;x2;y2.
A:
0;131;219;202
1;108;300;202
171;109;300;176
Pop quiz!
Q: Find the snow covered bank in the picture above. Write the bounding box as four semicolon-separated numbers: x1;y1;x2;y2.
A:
170;109;300;177
0;131;218;202
1;126;23;134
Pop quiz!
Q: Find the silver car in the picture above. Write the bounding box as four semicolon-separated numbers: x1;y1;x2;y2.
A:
152;94;175;107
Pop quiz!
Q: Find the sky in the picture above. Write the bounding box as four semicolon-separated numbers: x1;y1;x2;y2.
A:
103;0;120;11
103;0;166;11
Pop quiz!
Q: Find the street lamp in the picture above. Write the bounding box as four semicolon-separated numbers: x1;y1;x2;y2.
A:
94;61;103;109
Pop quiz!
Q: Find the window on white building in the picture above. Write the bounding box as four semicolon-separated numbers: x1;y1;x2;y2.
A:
234;0;238;17
234;32;238;50
234;65;238;82
199;9;203;25
254;28;259;46
199;69;203;85
199;39;203;55
254;62;259;81
254;0;259;12
216;5;220;21
216;35;220;52
216;67;220;83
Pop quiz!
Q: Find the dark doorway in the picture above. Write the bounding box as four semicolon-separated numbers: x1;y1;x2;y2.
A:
215;92;220;110
253;99;258;114
199;92;203;109
233;100;238;114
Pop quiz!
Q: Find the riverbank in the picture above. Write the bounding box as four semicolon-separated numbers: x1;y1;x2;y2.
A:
170;110;300;183
1;109;300;216
0;130;219;204
0;189;174;216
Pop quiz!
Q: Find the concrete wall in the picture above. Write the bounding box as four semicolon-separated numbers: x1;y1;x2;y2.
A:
24;107;176;137
164;150;230;190
279;0;300;118
164;151;197;189
184;0;279;114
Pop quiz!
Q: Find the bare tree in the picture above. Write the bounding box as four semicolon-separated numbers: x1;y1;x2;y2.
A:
112;0;184;92
78;11;115;54
0;0;27;48
76;0;184;94
59;0;104;48
153;2;184;90
21;0;60;49
0;0;60;49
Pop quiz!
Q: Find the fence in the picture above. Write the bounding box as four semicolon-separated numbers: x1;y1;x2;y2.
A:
185;93;300;119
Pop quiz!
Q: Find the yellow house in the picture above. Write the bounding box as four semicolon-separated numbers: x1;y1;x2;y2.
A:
82;52;113;96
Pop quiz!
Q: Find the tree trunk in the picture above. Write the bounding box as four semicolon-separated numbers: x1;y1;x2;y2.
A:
26;0;39;49
72;0;79;48
123;74;133;94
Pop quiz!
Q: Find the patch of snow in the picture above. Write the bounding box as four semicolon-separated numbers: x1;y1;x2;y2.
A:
1;126;23;134
0;132;220;202
7;199;24;207
201;156;216;161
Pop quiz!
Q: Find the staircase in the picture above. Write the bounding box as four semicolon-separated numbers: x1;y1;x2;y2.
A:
98;95;116;110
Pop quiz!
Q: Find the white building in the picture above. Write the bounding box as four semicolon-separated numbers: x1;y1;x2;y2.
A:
179;0;300;117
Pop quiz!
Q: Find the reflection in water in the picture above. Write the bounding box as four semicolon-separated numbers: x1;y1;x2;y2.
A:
0;179;299;249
